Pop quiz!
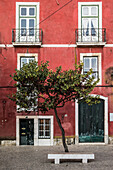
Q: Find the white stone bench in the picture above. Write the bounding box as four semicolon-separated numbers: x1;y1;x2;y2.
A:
48;153;95;164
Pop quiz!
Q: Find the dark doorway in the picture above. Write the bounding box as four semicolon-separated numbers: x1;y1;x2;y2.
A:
20;119;34;145
79;99;104;143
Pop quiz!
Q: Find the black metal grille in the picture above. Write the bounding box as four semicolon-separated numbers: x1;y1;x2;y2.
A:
12;28;43;43
75;28;106;43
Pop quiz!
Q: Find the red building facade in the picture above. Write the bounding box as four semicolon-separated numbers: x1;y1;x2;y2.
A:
0;0;113;145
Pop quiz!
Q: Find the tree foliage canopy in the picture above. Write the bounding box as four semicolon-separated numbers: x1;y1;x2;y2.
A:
9;60;99;112
9;60;99;152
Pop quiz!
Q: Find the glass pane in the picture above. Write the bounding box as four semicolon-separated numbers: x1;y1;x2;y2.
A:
39;131;44;137
91;58;97;71
82;19;89;36
45;119;50;124
21;58;27;68
45;125;50;130
45;131;50;137
29;19;34;36
84;58;90;71
91;19;98;36
28;58;35;63
82;7;89;16
39;119;44;124
29;8;35;15
39;125;44;130
21;19;26;28
21;8;26;16
92;72;98;80
91;6;98;16
21;19;26;36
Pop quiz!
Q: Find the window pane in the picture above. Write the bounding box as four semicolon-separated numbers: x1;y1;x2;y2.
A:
84;58;90;71
39;131;44;137
91;58;97;71
29;8;35;15
39;119;44;124
91;6;98;16
21;19;26;27
39;125;44;130
21;19;26;36
29;19;34;36
21;8;27;15
28;58;35;63
45;119;50;124
82;7;89;16
21;58;27;68
92;72;98;79
45;125;50;130
45;131;50;137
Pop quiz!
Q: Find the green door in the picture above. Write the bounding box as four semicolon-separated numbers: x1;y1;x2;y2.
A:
20;119;34;145
79;99;104;143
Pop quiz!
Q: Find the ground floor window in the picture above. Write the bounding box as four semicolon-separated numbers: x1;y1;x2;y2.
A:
38;119;51;139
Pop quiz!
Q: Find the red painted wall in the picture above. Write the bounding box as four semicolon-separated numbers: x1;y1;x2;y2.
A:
0;0;113;139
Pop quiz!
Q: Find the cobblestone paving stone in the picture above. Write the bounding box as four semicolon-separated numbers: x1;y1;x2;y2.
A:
0;145;113;170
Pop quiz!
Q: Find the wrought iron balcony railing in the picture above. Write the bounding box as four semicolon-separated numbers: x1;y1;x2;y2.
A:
12;28;43;44
75;28;106;43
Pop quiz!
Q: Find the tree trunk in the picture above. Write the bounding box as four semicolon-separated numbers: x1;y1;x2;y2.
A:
54;108;69;152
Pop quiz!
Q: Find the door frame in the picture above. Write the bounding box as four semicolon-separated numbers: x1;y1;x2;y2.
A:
16;115;54;146
75;94;108;144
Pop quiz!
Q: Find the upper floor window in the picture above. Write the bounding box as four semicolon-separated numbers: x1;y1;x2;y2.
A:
80;53;102;85
20;57;35;68
83;56;98;80
13;2;43;45
77;2;104;43
20;6;36;37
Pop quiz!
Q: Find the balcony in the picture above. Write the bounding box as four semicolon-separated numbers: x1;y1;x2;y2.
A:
75;28;106;46
12;28;43;46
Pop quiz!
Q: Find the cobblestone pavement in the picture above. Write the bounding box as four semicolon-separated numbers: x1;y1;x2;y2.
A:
0;145;113;170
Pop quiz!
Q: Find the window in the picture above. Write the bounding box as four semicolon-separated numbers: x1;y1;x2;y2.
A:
83;56;98;80
17;53;38;111
20;6;36;37
38;119;51;139
16;2;40;43
78;2;102;42
80;53;102;85
20;57;35;68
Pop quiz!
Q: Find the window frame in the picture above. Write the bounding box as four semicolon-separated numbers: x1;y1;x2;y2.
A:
17;53;38;112
80;53;102;85
38;118;51;139
78;2;102;43
78;2;102;29
83;56;98;81
16;2;39;42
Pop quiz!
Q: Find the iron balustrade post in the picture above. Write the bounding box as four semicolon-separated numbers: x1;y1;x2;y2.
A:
12;29;14;42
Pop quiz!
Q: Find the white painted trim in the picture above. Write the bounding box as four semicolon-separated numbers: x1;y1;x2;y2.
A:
1;44;113;48
17;53;38;70
37;116;54;146
80;53;102;85
16;115;54;146
41;44;77;47
75;95;108;144
16;115;38;146
78;2;102;29
16;2;39;29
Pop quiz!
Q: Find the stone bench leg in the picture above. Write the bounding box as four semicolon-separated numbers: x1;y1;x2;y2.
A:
55;158;60;164
82;159;88;163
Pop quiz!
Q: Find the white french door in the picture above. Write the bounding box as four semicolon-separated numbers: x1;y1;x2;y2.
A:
20;18;35;42
81;5;99;42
